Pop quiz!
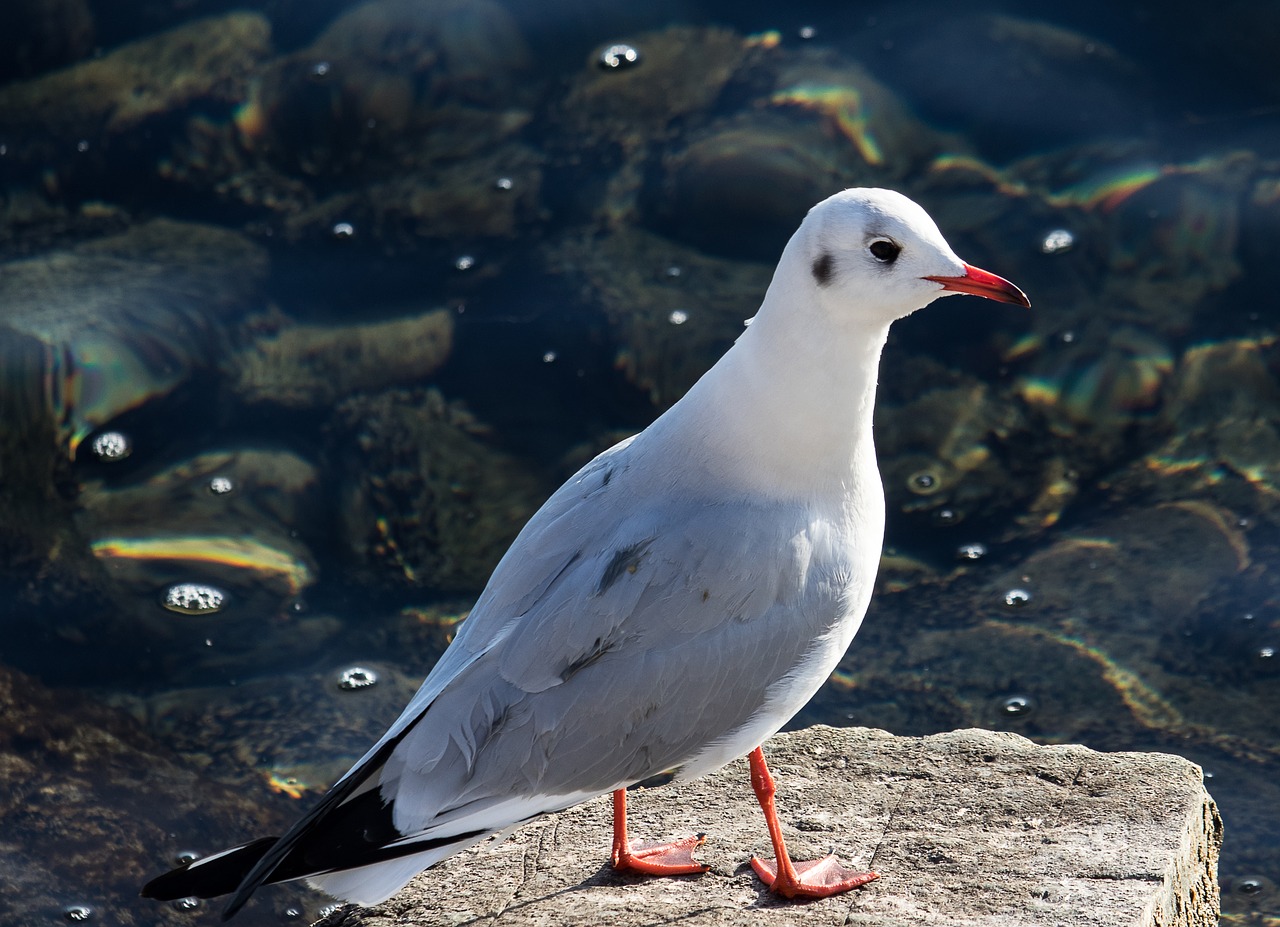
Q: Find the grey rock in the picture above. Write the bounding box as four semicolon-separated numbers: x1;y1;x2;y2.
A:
314;725;1220;927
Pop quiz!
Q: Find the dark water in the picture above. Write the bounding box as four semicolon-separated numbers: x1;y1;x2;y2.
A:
2;0;1278;923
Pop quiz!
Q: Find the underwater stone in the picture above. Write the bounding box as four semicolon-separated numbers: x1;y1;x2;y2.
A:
247;0;530;178
0;664;296;925
0;13;270;148
229;308;454;410
77;447;322;665
143;660;426;796
0;218;267;456
332;387;545;592
546;225;772;407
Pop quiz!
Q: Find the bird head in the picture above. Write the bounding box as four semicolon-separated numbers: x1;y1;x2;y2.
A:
788;188;1029;328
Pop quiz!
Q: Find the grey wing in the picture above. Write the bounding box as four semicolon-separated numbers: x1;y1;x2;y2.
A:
375;463;857;838
336;438;642;767
218;439;862;912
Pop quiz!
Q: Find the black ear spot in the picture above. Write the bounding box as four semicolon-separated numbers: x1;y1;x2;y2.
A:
811;252;835;286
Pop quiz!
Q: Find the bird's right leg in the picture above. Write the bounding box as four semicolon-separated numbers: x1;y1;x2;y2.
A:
609;788;710;876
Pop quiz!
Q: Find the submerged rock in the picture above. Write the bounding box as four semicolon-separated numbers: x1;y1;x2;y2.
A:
0;12;271;159
247;0;531;177
547;24;959;406
187;0;543;250
331;388;546;592
860;11;1150;156
229;307;455;409
133;660;425;798
1103;336;1280;522
547;226;770;407
876;380;1035;538
0;220;268;658
0;218;267;456
77;447;322;647
0;327;108;624
0;664;304;927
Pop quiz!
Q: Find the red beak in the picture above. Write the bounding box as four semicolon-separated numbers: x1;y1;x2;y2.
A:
924;263;1030;308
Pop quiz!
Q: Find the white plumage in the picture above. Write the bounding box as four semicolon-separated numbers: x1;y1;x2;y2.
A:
142;188;1028;917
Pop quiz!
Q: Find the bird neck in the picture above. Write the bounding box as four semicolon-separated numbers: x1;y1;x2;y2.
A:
645;299;891;503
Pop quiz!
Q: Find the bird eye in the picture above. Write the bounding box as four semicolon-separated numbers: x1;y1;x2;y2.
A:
869;239;900;263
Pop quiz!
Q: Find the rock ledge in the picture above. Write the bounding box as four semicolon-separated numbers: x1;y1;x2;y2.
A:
317;726;1221;927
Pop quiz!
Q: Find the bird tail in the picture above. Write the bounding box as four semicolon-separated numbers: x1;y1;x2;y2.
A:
303;832;491;905
141;837;279;901
140;825;493;913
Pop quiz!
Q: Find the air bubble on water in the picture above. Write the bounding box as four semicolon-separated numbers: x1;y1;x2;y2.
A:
598;43;641;69
956;542;987;561
1001;694;1035;717
163;583;226;615
454;255;475;271
90;431;131;461
331;222;355;239
1040;229;1075;254
63;904;94;923
1235;876;1269;896
208;476;234;495
907;470;939;494
494;177;513;191
542;351;557;363
171;897;201;912
338;666;379;690
668;309;689;325
1003;588;1032;608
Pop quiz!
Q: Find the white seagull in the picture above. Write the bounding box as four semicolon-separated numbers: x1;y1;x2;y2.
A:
143;188;1029;918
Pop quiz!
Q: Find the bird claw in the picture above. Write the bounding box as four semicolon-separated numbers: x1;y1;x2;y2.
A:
751;853;878;898
613;834;710;876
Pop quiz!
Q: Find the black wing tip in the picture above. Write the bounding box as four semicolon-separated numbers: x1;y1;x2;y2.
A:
221;896;249;921
139;836;280;904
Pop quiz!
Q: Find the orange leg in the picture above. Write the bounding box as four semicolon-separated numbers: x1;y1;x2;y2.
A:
610;788;709;876
747;746;879;898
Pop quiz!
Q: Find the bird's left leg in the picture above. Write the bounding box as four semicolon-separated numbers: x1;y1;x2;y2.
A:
610;787;709;876
747;746;878;898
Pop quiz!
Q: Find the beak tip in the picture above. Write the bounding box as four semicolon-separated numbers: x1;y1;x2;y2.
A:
925;263;1030;308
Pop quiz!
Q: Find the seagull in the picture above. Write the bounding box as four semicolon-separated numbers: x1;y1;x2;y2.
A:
142;188;1029;918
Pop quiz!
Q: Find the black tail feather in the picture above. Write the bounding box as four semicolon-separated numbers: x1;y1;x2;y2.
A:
141;837;279;901
144;700;430;919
